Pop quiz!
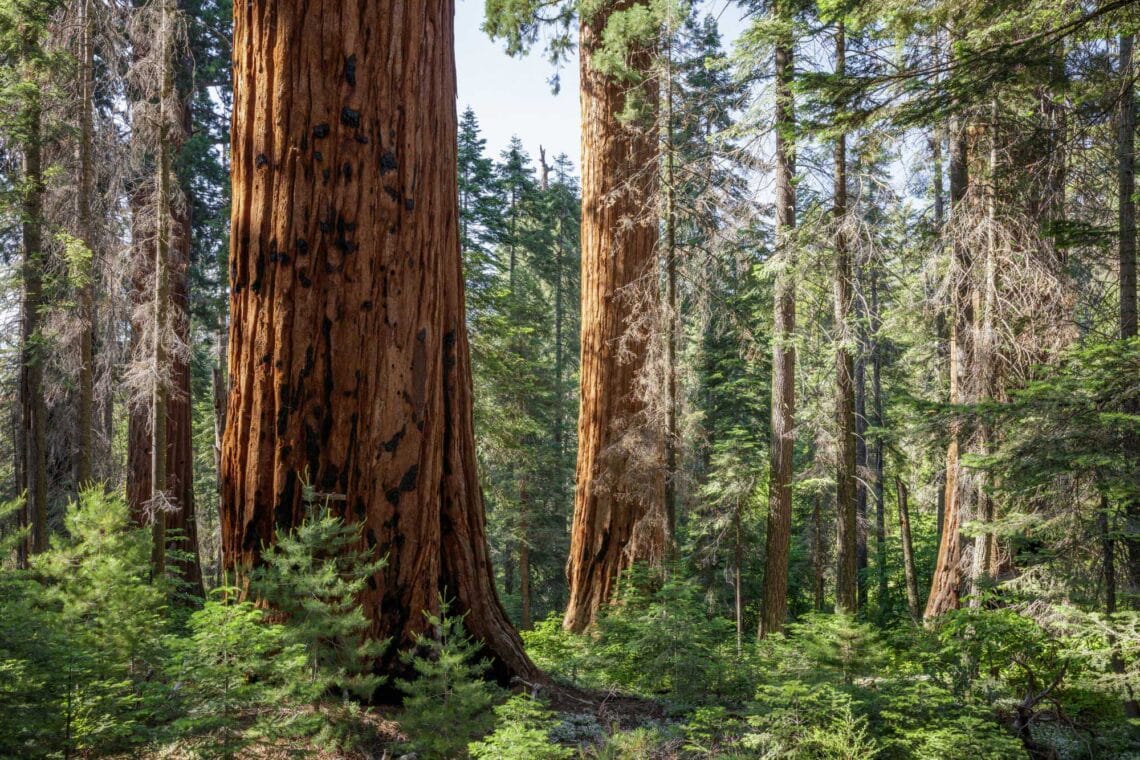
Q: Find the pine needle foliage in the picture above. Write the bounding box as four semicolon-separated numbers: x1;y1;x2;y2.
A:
396;596;504;759
251;504;387;704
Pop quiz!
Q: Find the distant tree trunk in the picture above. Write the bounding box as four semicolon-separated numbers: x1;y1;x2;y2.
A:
970;98;1000;605
663;31;679;547
855;330;868;609
127;1;203;595
813;491;826;612
925;112;971;620
833;20;857;616
149;0;175;579
20;82;48;557
760;1;796;638
519;479;532;630
563;0;663;633
221;0;536;681
897;478;920;620
1118;34;1140;604
75;0;95;486
870;266;886;615
734;501;744;654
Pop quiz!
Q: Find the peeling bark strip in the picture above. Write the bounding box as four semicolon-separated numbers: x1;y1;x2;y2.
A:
221;0;536;681
562;1;665;634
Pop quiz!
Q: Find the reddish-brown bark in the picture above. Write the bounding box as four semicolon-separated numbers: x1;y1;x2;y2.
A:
220;0;536;681
562;1;664;634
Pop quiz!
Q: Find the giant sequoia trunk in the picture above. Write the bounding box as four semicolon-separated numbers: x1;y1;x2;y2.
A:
759;1;796;637
562;1;664;633
220;0;536;681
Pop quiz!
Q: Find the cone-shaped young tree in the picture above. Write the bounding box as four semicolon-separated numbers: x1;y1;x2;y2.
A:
220;0;536;681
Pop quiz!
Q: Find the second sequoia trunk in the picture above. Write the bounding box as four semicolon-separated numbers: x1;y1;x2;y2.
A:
562;1;665;633
220;0;536;681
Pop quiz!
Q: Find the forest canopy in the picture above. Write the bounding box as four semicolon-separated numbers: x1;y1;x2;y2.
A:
0;0;1138;757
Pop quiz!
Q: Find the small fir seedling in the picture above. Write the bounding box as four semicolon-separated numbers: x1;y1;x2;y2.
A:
251;501;387;705
395;596;503;759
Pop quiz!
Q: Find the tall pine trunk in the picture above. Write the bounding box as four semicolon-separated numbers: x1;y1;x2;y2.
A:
1118;34;1139;603
833;21;857;615
925;113;970;620
220;0;536;680
20;81;48;557
760;0;796;637
563;0;663;633
897;478;920;620
75;0;95;486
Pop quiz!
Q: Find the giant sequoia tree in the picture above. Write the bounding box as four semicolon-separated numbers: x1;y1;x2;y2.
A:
220;0;535;680
562;1;665;633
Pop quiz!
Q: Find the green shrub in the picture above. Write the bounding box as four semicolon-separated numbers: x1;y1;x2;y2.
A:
32;488;170;755
165;589;306;757
468;693;574;759
592;569;749;704
251;504;387;705
396;598;503;759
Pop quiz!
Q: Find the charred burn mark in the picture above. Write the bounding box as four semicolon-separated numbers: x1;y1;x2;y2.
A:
320;465;338;490
296;238;308;255
276;397;289;436
380;151;397;174
366;527;378;549
314;150;323;162
301;346;315;379
361;300;373;311
341;107;360;128
404;198;415;212
276;470;297;529
344;54;357;87
304;423;321;475
278;253;290;266
386;488;400;506
313;123;330;139
255;153;268;169
384;186;400;203
383;426;405;453
299;272;312;288
355;134;369;145
342;163;353;182
322;168;331;182
399;465;418;492
416;328;427;343
251;252;266;293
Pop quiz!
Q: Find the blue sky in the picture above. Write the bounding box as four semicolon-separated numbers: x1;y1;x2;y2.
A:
455;0;582;168
454;1;749;172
